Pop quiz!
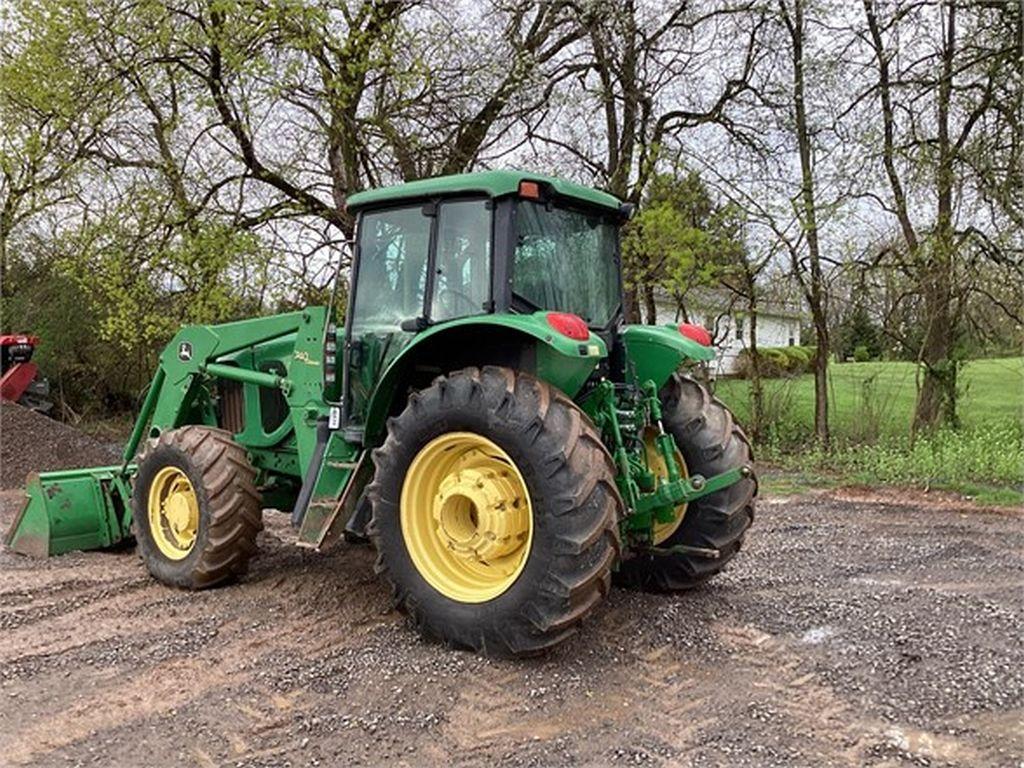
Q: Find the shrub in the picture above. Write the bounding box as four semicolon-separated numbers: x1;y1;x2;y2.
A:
735;346;812;379
763;348;788;368
836;303;883;360
783;346;811;369
853;344;871;362
762;423;1023;490
833;424;1024;487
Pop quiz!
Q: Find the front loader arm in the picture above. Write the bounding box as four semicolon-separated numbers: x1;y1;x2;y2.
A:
144;311;311;437
6;310;323;558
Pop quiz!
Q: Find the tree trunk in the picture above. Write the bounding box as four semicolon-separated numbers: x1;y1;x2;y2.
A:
623;285;641;323
0;215;9;301
913;1;957;434
747;297;765;442
913;279;954;431
0;194;16;300
642;283;657;324
785;0;829;449
812;325;830;445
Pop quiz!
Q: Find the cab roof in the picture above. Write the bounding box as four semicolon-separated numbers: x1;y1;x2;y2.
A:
345;169;622;213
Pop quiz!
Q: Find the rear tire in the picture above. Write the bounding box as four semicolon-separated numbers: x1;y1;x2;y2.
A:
133;426;262;589
616;374;756;591
368;366;622;657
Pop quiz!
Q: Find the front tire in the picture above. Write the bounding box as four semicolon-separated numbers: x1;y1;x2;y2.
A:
368;367;622;657
133;426;262;589
616;373;757;591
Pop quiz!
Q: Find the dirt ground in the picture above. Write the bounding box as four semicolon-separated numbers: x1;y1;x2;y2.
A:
1;485;1021;768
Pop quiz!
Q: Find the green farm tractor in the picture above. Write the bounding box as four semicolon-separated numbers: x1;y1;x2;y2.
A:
5;171;756;656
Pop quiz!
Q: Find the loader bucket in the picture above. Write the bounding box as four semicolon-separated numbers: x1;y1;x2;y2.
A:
4;465;135;557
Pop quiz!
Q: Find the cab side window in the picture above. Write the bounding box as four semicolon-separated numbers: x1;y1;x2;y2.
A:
351;206;431;332
431;200;491;322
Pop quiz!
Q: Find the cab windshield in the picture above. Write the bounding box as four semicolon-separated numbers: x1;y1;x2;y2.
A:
512;200;621;327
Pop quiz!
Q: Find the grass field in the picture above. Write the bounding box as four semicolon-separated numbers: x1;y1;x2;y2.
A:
712;357;1024;504
713;357;1024;441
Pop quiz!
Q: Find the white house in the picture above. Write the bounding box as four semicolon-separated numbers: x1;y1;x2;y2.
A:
652;288;804;376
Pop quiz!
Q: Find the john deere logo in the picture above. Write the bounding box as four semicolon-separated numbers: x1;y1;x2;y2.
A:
178;342;193;361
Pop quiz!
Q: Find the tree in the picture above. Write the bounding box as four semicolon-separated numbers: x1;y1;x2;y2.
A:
699;0;843;449
862;0;1022;432
836;299;882;361
720;238;776;441
0;0;119;299
621;169;742;324
524;0;767;320
776;0;832;449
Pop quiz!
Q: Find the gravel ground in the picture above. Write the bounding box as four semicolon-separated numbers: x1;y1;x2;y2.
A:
0;486;1021;767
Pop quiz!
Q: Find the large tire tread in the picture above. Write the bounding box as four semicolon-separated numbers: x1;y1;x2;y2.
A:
133;426;262;590
368;366;621;658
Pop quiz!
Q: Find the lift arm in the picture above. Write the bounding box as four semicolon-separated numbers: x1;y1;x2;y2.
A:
5;311;316;557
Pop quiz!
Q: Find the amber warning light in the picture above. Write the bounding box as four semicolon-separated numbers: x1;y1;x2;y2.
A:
518;180;541;199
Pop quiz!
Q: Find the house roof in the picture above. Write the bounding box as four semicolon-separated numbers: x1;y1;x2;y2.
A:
346;170;622;213
655;287;806;320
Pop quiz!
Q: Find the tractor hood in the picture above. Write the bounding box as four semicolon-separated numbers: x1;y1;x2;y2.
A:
620;324;715;389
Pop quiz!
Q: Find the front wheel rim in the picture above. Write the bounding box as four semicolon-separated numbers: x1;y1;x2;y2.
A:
400;432;534;603
147;466;200;560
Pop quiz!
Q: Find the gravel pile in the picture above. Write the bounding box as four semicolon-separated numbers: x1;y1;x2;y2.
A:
0;401;120;489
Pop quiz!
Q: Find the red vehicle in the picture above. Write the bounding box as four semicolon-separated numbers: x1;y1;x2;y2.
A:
0;334;51;412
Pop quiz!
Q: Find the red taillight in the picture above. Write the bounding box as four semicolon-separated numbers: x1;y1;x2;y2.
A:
547;312;589;341
678;323;711;346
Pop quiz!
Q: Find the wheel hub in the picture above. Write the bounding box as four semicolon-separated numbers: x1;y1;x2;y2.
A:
434;463;529;562
147;466;199;560
401;432;534;603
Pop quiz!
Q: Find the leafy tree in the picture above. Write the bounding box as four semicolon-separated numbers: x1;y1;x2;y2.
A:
862;0;1022;433
0;0;120;298
524;0;766;320
621;169;743;324
837;303;882;361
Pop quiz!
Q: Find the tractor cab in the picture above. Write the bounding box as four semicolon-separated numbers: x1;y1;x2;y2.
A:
342;171;628;431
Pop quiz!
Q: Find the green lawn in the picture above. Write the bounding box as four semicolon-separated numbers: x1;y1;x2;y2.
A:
713;357;1024;442
712;357;1024;504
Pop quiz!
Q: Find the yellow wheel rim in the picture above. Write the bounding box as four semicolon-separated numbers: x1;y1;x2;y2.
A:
645;428;689;545
147;466;200;560
400;432;533;603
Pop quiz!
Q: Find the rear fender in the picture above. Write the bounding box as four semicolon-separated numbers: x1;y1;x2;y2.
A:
362;312;607;443
621;324;715;389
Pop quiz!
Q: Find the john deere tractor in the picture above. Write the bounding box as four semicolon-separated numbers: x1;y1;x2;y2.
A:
5;171;756;656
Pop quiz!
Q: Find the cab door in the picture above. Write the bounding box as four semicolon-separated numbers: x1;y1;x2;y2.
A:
344;198;493;430
345;204;432;427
